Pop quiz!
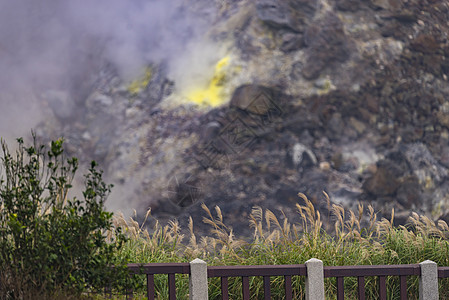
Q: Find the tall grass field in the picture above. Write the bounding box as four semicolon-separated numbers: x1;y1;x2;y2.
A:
112;193;449;299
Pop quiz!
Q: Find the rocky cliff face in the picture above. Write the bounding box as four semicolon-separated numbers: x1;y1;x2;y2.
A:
37;0;449;236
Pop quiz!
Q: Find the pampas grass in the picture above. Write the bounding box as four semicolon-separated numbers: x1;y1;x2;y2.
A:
108;193;449;299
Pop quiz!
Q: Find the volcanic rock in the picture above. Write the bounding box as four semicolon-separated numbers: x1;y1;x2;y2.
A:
280;32;305;52
302;13;351;80
370;0;402;10
396;175;421;209
256;0;306;33
336;0;362;12
34;0;449;236
229;84;279;115
288;143;317;170
363;160;403;197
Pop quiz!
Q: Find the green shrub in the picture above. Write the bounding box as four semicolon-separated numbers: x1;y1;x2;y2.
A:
0;135;127;299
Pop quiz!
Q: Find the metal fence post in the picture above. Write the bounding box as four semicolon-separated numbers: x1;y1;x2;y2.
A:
305;258;325;300
419;260;438;300
189;258;208;300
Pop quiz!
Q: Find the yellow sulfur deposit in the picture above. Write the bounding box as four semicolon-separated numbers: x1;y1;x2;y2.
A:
186;56;230;107
128;68;152;95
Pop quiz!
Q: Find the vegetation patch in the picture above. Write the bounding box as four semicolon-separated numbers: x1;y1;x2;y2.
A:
114;194;449;299
0;135;128;299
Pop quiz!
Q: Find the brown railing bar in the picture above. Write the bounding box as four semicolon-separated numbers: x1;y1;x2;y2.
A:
337;277;344;300
358;276;365;300
263;276;271;299
324;264;420;277
284;275;292;300
242;276;250;300
168;273;176;300
208;264;306;277
438;267;449;278
221;277;229;300
147;274;155;300
400;275;407;300
379;276;386;299
117;262;449;299
127;263;190;275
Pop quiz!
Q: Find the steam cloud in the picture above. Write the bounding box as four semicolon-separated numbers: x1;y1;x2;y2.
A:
0;0;221;141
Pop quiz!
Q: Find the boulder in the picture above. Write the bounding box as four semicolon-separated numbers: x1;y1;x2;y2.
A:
229;84;279;115
288;143;317;169
404;143;448;185
396;175;421;209
362;159;404;196
410;34;440;54
256;0;297;31
256;0;309;32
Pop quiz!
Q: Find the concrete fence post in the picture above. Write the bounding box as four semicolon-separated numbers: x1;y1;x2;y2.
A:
305;258;325;300
419;260;438;300
189;258;208;300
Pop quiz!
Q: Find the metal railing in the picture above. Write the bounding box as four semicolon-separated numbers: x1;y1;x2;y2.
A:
115;259;446;299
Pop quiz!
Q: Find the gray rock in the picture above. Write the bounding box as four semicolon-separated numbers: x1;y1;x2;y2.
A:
302;13;351;79
286;0;316;16
290;143;317;168
370;0;402;10
202;121;221;142
396;175;421;209
362;159;404;196
404;143;448;184
256;0;297;31
229;84;278;115
336;0;362;11
280;32;305;52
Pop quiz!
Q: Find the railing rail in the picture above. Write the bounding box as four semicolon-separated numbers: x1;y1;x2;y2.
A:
124;263;190;300
207;264;307;277
208;264;307;300
115;259;446;300
324;264;421;300
438;266;449;278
